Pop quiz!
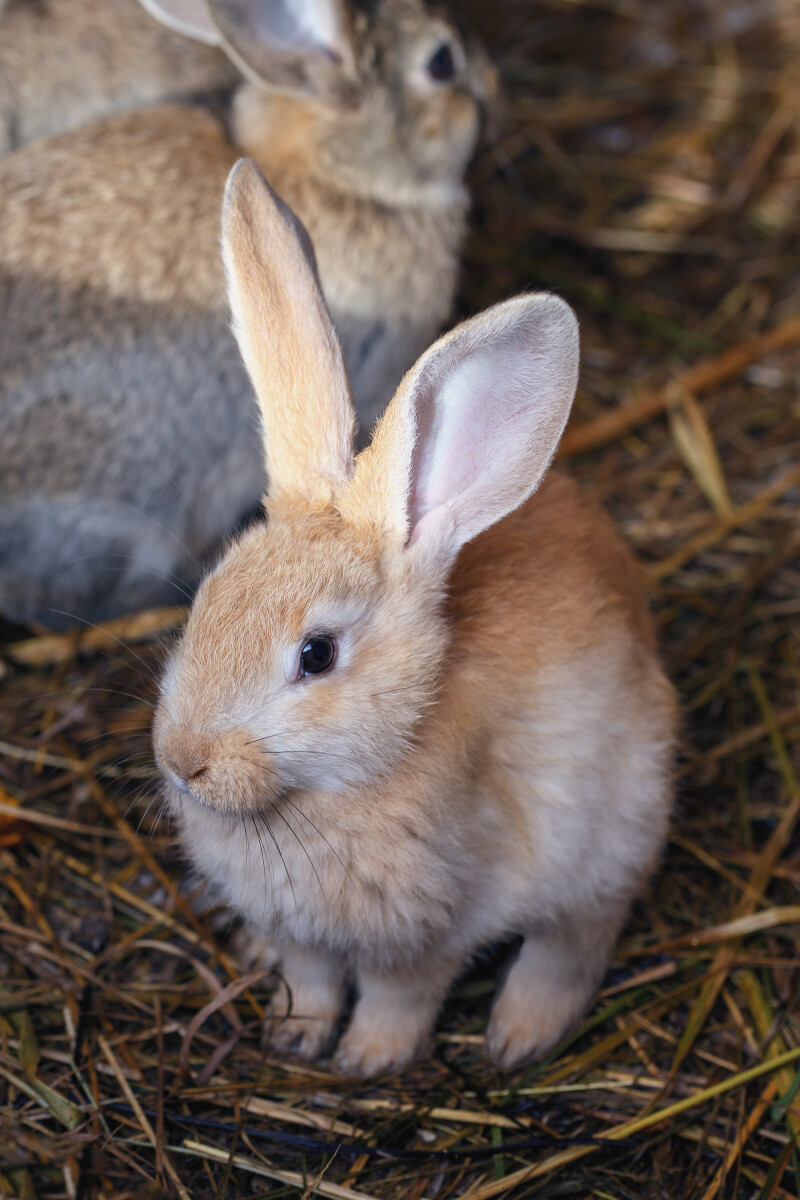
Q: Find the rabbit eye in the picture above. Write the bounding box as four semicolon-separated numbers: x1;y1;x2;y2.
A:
427;42;455;83
300;635;336;676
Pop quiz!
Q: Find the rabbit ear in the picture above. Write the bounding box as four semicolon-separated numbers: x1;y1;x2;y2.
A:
204;0;359;102
137;0;220;44
343;295;579;569
221;159;354;508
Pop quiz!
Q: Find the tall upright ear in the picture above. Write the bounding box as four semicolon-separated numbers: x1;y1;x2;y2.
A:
137;0;219;43
342;295;579;568
221;159;354;507
205;0;360;102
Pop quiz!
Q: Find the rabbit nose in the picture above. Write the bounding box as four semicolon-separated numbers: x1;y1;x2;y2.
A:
165;764;209;794
156;729;213;792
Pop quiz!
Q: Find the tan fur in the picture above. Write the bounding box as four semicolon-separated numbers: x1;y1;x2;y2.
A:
4;99;443;345
0;107;231;304
221;161;354;506
0;0;238;155
153;167;678;1077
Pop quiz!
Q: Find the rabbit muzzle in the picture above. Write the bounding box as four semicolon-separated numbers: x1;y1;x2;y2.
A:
153;714;284;815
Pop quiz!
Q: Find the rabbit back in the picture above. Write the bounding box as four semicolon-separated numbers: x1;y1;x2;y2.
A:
446;473;676;925
0;0;238;155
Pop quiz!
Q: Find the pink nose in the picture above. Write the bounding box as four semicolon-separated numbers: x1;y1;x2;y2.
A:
155;727;213;790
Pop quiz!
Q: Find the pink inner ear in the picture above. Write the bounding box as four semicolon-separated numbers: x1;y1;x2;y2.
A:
402;297;578;559
221;0;348;58
390;293;578;562
410;349;531;524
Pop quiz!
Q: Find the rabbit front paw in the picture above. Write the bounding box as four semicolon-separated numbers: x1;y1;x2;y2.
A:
330;963;451;1078
486;929;607;1070
262;942;347;1063
331;1013;431;1078
264;1004;339;1062
486;984;569;1069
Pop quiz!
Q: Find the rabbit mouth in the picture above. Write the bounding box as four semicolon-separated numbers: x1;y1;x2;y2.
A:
163;767;192;796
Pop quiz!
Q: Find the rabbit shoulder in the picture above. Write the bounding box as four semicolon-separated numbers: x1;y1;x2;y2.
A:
0;105;235;303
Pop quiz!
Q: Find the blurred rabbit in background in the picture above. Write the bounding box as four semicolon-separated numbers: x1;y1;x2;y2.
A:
0;0;496;628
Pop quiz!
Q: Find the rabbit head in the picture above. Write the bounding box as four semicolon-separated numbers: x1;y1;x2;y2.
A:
140;0;497;198
153;160;578;816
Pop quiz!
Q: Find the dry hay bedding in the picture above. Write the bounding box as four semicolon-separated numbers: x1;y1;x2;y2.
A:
1;1;800;1197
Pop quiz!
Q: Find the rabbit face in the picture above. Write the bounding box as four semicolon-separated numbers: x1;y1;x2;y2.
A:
154;507;445;815
226;0;497;197
335;1;496;188
141;0;496;195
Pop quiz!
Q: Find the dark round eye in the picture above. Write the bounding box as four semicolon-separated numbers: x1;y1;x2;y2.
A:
427;42;455;83
300;635;336;676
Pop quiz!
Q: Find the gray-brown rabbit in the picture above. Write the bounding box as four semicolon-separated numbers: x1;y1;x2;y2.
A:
0;0;239;155
0;0;495;627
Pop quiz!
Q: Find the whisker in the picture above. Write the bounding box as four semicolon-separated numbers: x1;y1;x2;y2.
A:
134;794;161;835
270;804;327;905
249;813;275;928
149;798;173;838
55;557;195;602
93;750;154;766
115;497;195;562
118;777;158;825
370;686;422;698
281;796;369;933
239;814;252;912
75;726;152;751
121;786;154;826
257;810;299;935
46;610;161;685
164;472;201;526
15;685;155;709
238;757;282;781
243;730;305;747
77;686;156;707
248;745;356;764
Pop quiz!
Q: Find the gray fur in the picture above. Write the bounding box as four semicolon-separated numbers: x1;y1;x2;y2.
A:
0;275;264;625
